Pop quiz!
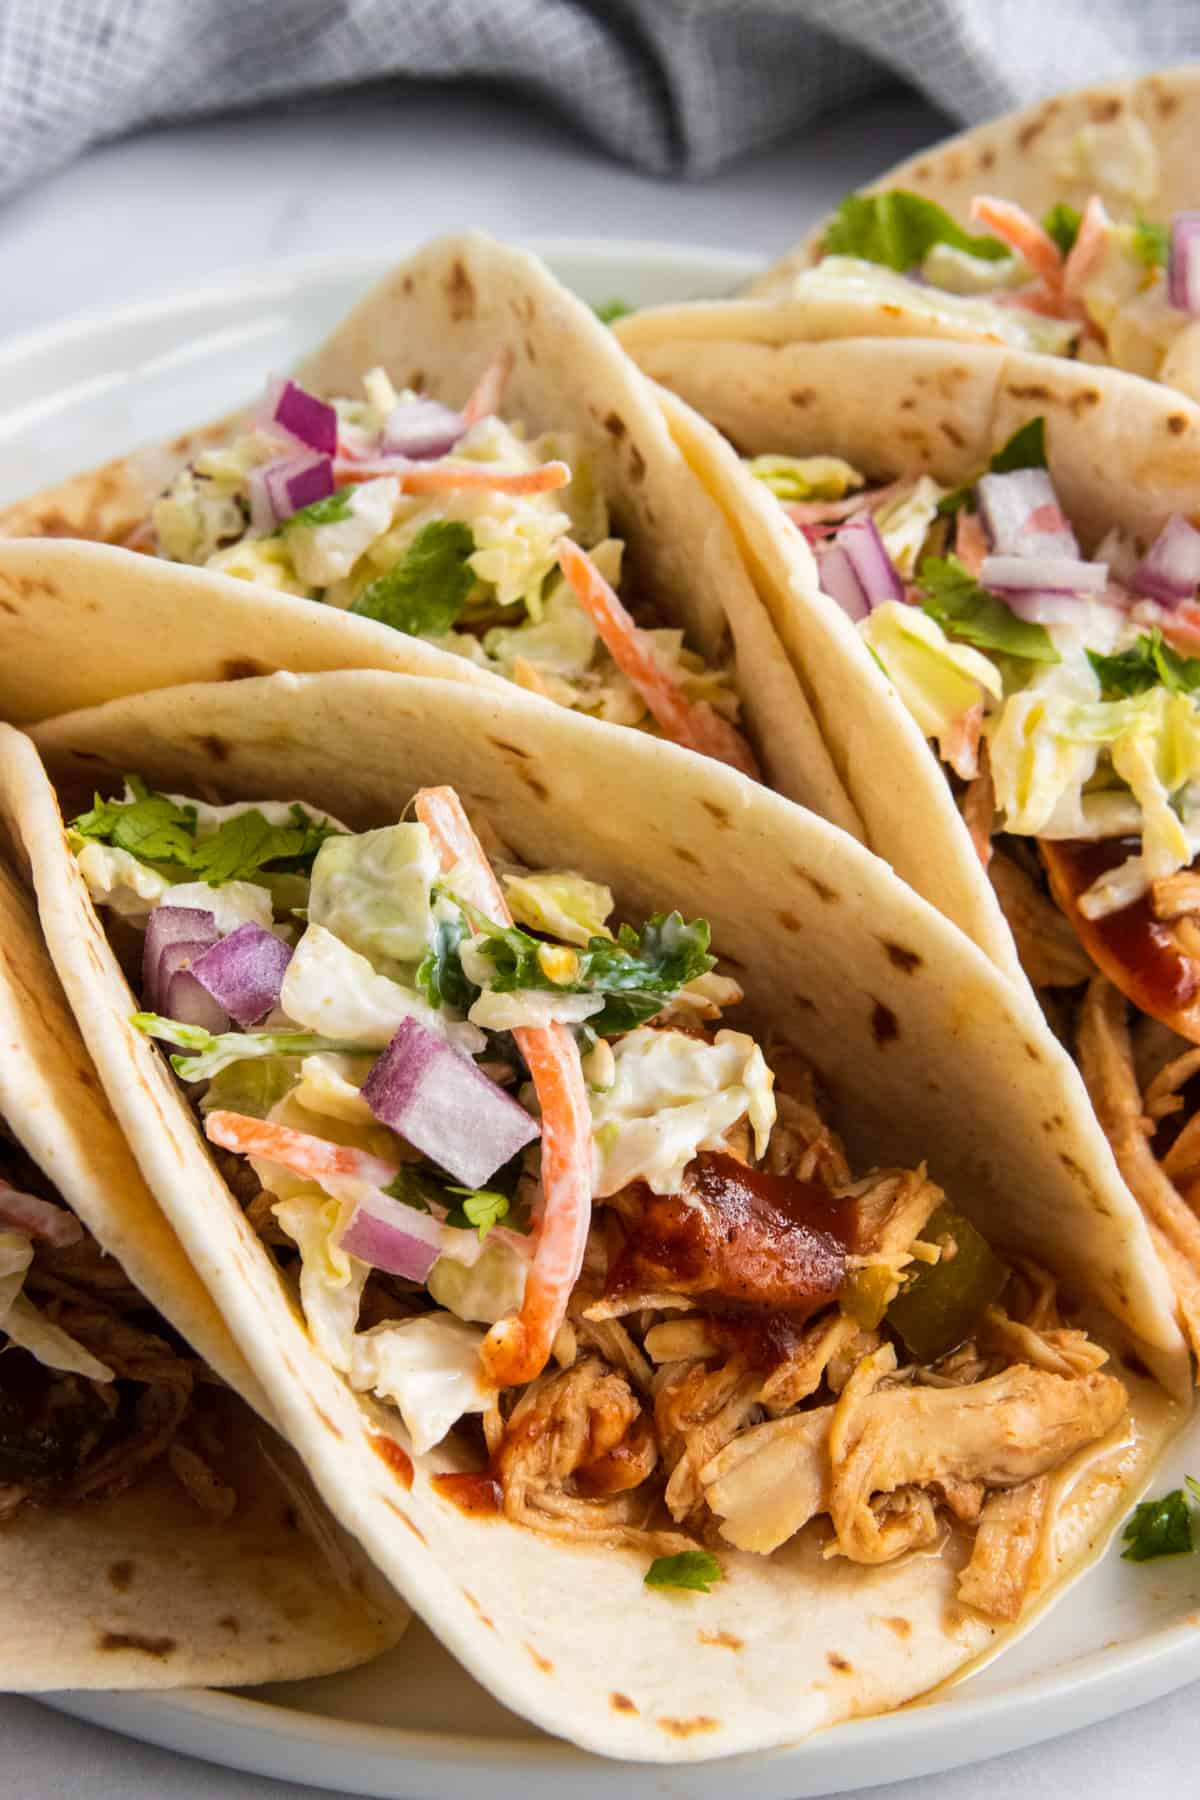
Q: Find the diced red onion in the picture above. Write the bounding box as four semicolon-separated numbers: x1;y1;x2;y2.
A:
1168;213;1200;315
381;398;465;461
976;469;1079;559
142;905;218;1011
247;454;335;532
190;923;293;1027
837;513;905;606
997;589;1089;626
163;970;229;1036
1132;513;1200;606
818;542;870;621
362;1017;540;1189
335;1186;443;1283
0;1181;83;1247
255;376;338;455
981;555;1108;594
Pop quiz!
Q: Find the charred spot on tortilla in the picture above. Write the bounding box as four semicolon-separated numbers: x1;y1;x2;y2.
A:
701;799;733;829
107;1559;136;1592
219;1615;241;1634
604;412;627;441
792;866;837;904
516;767;551;803
524;1642;554;1674
789;388;815;409
398;1510;428;1545
370;1433;413;1488
221;658;269;682
881;940;922;974
1089;94;1123;123
1155;86;1180;117
673;844;703;869
1023;1043;1042;1063
940;421;966;450
657;1715;720;1738
1016;103;1057;151
486;735;532;762
629;445;647;485
827;1652;854;1674
776;909;803;934
199;733;229;764
445;260;477;322
882;1616;912;1638
871;1000;899;1045
523;337;538;366
1168;414;1189;436
283;1504;302;1531
978;146;996;171
1006;383;1053;403
98;1631;177;1657
697;1628;743;1651
611;1692;639;1713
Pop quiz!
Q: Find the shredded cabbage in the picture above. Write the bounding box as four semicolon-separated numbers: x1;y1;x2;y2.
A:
0;1230;113;1381
308;823;438;970
348;1315;490;1455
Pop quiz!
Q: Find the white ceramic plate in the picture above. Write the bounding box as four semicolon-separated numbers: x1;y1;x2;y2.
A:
7;240;1200;1796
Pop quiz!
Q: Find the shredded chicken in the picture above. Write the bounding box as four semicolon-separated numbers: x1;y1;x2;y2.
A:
654;1356;764;1527
961;758;995;870
990;853;1095;989
701;1348;1125;1574
957;1478;1049;1620
1151;871;1200;921
1077;976;1200;1363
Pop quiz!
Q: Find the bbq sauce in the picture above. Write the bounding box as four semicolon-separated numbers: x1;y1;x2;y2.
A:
370;1433;413;1489
604;1151;850;1320
1041;838;1200;1036
431;1470;503;1516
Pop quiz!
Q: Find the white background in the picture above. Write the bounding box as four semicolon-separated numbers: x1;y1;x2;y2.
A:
1;79;1197;1800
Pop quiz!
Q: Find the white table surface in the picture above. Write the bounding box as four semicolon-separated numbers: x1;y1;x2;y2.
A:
1;77;1197;1800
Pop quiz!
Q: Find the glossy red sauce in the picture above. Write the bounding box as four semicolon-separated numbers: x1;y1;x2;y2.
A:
574;1416;655;1498
370;1434;413;1489
432;1470;503;1516
1041;838;1200;1038
604;1151;849;1320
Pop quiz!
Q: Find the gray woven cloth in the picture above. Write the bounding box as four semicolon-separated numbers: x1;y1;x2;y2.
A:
1;0;1197;201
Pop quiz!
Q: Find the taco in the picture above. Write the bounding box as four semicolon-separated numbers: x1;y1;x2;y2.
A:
0;233;858;837
0;849;405;1687
622;69;1200;403
610;328;1200;1367
0;668;1184;1757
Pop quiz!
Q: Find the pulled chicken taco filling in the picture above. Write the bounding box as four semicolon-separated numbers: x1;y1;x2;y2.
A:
0;1125;236;1524
140;363;754;776
768;131;1200;399
68;773;1128;1619
751;429;1200;1357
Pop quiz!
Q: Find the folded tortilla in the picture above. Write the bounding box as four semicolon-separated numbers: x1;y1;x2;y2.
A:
0;852;406;1687
0;669;1184;1756
615;68;1200;399
0;232;858;839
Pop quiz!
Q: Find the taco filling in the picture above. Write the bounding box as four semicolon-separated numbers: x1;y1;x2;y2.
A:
68;773;1131;1620
751;428;1200;1355
778;178;1200;398
140;364;754;776
0;1124;238;1524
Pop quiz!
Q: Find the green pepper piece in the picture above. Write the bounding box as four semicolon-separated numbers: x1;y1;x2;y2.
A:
886;1203;1008;1364
843;1262;897;1331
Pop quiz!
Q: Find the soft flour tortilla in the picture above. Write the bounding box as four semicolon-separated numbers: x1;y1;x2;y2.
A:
616;336;1200;982
750;66;1200;296
0;233;859;837
0;855;407;1688
0;670;1185;1757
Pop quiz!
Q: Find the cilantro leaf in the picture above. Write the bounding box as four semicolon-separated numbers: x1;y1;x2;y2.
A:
1088;629;1200;699
584;914;716;1035
1043;202;1082;256
417;915;480;1013
593;299;632;324
823;190;1008;272
989;417;1047;473
1132;214;1169;270
350;520;476;636
918;556;1061;664
644;1551;724;1594
936;417;1048;517
189;805;341;884
284;490;357;529
383;1165;449;1214
435;892;715;1036
71;776;197;867
444;1185;511;1238
1122;1487;1195;1561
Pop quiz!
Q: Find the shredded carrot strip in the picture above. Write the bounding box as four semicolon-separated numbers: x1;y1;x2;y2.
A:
954;508;989;577
205;1111;398;1190
460;347;515;427
556;537;760;779
970;195;1065;295
1063;196;1112;300
331;460;570;495
415;787;593;1389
